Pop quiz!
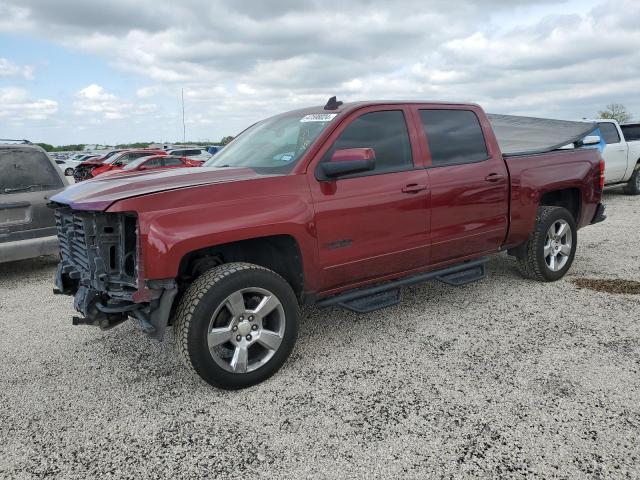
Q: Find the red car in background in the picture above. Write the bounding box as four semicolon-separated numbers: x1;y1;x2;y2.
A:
72;149;126;181
96;155;202;177
88;149;167;179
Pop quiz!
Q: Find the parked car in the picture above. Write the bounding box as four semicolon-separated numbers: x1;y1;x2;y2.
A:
54;158;82;177
1;143;68;263
54;156;93;176
166;147;212;163
98;155;200;176
76;149;166;180
51;99;604;389
72;149;126;181
584;119;640;194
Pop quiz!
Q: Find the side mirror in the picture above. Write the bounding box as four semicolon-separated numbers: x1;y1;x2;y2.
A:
582;135;601;146
320;148;376;179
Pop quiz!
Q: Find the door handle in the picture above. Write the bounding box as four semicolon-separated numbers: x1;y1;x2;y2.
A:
402;183;429;194
485;173;505;182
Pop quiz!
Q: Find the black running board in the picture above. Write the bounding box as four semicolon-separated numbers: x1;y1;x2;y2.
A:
316;257;488;313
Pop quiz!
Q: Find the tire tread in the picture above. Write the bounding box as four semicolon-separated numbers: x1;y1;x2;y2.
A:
174;262;278;378
516;206;574;281
622;163;640;195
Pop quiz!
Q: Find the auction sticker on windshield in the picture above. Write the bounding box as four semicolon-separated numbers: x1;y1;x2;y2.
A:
300;114;337;122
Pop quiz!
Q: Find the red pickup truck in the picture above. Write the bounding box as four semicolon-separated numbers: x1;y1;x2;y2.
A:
51;99;605;389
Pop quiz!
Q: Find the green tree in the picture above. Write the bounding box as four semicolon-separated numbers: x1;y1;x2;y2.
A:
116;142;153;149
598;103;632;124
35;143;85;152
35;142;54;152
220;135;234;145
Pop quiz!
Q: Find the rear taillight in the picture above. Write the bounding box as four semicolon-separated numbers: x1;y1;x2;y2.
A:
598;159;605;191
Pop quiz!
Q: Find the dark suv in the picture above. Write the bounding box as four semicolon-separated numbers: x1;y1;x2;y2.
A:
0;142;68;263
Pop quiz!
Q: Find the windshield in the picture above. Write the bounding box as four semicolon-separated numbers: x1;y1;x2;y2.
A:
204;111;338;172
107;152;129;165
103;150;121;160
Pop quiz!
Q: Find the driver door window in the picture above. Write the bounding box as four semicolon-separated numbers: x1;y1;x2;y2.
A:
328;110;413;175
114;154;129;166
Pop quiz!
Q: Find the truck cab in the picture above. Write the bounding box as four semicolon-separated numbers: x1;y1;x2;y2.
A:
589;119;640;194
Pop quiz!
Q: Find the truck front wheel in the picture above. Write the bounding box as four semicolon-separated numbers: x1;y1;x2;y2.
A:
515;206;577;282
623;163;640;195
174;262;299;389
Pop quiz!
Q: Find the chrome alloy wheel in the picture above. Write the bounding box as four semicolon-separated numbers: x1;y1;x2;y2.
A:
544;219;573;272
207;287;286;373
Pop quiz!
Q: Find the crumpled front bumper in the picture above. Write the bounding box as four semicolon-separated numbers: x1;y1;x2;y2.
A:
55;263;178;341
52;203;178;340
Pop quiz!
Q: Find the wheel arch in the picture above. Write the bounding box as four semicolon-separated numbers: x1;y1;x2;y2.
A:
177;234;305;300
539;188;581;223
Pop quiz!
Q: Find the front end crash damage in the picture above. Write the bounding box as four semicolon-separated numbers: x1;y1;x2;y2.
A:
51;204;177;340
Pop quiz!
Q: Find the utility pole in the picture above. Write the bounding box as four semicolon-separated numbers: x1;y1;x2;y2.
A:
181;88;186;143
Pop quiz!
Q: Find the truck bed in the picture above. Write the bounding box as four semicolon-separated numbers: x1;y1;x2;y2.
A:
488;114;597;157
502;147;602;248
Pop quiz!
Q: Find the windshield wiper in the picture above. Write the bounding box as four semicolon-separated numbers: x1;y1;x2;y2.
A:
4;184;54;193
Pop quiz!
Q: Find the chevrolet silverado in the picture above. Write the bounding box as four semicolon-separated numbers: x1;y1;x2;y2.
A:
51;99;605;389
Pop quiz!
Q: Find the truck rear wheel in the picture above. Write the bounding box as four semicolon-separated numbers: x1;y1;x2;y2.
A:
516;206;577;282
623;163;640;195
174;262;299;389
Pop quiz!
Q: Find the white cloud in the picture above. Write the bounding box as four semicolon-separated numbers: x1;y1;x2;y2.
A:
136;85;162;98
1;0;639;142
73;84;132;120
0;87;57;121
0;58;35;79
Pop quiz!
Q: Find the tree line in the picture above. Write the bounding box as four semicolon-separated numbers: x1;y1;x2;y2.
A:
35;136;235;152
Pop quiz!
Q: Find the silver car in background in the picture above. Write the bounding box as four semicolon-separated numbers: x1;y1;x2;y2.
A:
0;142;68;263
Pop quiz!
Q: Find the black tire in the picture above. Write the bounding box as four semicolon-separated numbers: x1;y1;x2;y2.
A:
622;163;640;195
174;262;299;389
515;206;577;282
64;168;74;176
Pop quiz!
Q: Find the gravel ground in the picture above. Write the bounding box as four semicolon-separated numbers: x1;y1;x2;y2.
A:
1;188;639;479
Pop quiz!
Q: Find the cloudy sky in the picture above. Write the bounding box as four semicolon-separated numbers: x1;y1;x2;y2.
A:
0;0;638;145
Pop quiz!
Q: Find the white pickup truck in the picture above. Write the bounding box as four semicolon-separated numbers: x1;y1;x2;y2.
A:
591;119;640;195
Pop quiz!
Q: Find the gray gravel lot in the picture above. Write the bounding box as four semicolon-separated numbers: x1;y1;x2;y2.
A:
1;189;639;479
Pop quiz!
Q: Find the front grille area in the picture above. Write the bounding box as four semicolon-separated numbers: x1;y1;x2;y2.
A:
54;205;138;299
56;211;90;277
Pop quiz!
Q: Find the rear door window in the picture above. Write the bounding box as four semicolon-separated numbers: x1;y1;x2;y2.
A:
621;124;640;142
144;157;163;168
163;157;184;167
1;149;63;194
419;109;488;166
330;110;413;174
598;122;621;144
